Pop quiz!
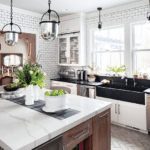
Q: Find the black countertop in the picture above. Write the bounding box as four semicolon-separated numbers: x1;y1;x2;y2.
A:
51;78;102;86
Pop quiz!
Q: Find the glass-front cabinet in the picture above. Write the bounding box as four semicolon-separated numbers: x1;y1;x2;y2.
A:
58;34;82;66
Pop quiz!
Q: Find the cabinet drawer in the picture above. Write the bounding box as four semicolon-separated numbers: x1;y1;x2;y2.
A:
63;82;77;89
63;119;92;150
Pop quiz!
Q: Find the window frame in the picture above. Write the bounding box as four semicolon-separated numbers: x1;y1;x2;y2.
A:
92;25;125;75
132;22;150;74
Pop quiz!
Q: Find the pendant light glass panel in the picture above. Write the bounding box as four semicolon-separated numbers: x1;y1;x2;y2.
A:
40;0;60;41
41;21;58;41
2;0;22;46
5;32;18;46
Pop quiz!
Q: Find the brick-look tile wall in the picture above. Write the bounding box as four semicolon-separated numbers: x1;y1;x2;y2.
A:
0;8;60;87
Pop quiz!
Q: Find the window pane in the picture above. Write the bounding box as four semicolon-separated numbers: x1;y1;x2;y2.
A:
95;52;124;74
134;51;150;75
134;24;150;50
94;27;124;51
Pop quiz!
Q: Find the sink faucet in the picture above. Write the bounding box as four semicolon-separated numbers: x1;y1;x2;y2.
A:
121;73;128;84
133;78;137;86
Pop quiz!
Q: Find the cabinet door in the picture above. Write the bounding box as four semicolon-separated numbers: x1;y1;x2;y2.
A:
69;35;80;65
59;18;80;34
58;37;70;64
92;109;111;150
96;97;118;123
118;101;146;130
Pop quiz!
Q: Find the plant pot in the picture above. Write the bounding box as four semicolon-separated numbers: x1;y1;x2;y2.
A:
4;86;19;92
33;85;39;101
143;76;148;79
133;75;138;78
44;94;67;112
25;85;34;105
88;76;96;82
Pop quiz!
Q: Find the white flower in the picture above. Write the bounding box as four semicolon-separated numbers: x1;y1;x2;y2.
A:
14;79;19;84
44;72;47;76
29;71;33;74
18;67;23;71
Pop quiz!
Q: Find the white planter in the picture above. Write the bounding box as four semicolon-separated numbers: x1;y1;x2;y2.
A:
43;94;67;112
25;85;34;105
33;85;39;101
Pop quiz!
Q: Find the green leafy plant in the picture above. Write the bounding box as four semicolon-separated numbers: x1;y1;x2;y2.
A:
134;70;139;76
15;62;47;88
143;73;148;76
45;90;67;96
106;65;126;73
88;62;100;75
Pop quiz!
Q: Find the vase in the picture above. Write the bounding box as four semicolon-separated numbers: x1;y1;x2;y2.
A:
25;85;34;105
33;85;39;101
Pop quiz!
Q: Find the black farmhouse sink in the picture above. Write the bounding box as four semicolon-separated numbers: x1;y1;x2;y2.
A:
96;84;147;105
100;83;148;92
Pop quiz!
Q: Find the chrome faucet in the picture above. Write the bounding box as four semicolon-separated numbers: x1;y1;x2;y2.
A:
133;77;137;86
121;73;128;84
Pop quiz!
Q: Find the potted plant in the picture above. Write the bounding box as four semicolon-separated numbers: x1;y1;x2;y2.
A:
43;90;67;112
143;73;148;79
88;62;100;82
15;62;47;105
106;65;126;76
133;71;139;78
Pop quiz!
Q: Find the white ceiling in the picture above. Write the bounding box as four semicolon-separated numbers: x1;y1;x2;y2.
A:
0;0;143;17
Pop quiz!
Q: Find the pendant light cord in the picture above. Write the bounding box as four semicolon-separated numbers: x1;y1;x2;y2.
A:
48;0;51;20
10;0;13;30
99;9;100;23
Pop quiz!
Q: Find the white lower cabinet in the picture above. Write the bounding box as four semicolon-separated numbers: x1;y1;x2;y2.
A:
51;81;77;95
96;96;147;131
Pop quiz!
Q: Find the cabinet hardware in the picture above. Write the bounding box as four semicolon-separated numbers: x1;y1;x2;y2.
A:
118;104;120;114
96;112;109;123
72;130;88;139
115;104;117;114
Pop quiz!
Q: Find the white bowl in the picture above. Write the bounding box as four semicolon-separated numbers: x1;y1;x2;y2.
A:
44;94;68;112
88;77;96;82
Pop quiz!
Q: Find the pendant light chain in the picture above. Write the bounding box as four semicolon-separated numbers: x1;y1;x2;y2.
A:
48;0;51;20
10;0;13;30
99;9;101;24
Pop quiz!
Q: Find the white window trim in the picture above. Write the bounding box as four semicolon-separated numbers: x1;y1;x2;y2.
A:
92;25;125;75
132;22;150;74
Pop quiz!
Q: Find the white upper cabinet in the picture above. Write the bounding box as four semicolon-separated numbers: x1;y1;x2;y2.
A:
58;13;86;66
59;18;80;34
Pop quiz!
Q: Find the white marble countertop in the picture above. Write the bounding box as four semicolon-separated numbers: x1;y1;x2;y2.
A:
0;87;112;150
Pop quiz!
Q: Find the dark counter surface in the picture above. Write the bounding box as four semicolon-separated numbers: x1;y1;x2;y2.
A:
51;78;102;86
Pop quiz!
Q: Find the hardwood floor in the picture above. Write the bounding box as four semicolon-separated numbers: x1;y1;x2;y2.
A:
111;124;150;150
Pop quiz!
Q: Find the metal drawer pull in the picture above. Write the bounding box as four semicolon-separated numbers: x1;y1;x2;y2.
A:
118;104;120;114
72;130;88;139
96;112;109;123
115;104;117;114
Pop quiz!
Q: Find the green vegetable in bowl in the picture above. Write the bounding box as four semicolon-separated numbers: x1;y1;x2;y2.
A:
45;90;67;96
57;89;64;96
45;91;51;96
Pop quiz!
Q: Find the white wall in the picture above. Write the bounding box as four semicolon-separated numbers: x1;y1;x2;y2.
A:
0;4;60;87
86;0;148;77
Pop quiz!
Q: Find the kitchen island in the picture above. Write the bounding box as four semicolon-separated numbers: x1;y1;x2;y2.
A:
0;87;112;150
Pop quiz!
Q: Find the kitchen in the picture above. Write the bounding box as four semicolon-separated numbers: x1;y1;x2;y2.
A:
0;0;150;150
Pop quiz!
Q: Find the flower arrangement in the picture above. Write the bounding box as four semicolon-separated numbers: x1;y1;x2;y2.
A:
15;62;47;88
88;62;100;75
106;65;126;74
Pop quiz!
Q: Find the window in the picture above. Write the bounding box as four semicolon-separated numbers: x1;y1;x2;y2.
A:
93;26;124;74
133;23;150;75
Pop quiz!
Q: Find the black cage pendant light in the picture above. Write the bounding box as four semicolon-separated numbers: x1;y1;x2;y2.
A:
147;0;150;24
40;0;60;41
97;7;102;30
2;0;22;46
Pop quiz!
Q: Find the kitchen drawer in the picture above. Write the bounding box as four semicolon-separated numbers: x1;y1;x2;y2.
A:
51;81;62;86
63;119;92;150
62;82;77;89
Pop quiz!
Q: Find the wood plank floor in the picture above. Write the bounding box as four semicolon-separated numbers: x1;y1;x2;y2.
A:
111;124;150;150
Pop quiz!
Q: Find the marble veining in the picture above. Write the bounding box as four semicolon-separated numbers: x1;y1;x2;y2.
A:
0;88;112;150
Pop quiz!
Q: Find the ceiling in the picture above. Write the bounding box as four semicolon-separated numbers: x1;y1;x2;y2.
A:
0;0;143;17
